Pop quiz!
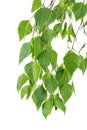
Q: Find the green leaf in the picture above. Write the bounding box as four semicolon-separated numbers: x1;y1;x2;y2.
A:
32;85;47;109
25;62;40;85
61;22;67;39
85;56;87;69
41;29;54;44
44;75;59;93
53;5;64;20
51;50;57;70
21;85;31;99
18;20;32;41
17;74;28;91
64;51;81;75
82;21;87;27
60;83;74;103
68;23;75;37
33;37;43;58
53;23;62;36
54;94;66;113
56;66;71;88
38;49;52;70
31;0;41;12
72;2;87;21
79;43;86;53
42;99;53;118
79;55;86;74
19;42;31;63
34;8;56;29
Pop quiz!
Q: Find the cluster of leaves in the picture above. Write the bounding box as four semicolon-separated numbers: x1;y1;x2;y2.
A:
17;0;87;118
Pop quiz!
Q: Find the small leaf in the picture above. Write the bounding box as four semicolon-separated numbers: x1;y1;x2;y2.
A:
31;0;41;12
32;85;47;109
21;85;31;99
72;2;87;21
54;94;66;113
19;42;31;63
56;66;71;88
34;8;56;29
51;50;57;70
82;21;87;27
53;5;63;20
60;83;74;103
25;62;40;85
61;22;67;39
17;74;28;91
18;20;32;41
79;55;86;74
53;23;62;36
79;43;86;53
38;49;52;70
64;51;81;75
68;23;75;37
44;75;59;93
41;28;54;44
42;99;53;118
33;37;43;58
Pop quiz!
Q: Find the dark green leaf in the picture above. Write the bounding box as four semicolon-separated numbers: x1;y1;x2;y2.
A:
19;42;31;63
56;66;71;88
44;75;59;93
72;2;87;21
79;55;85;73
25;62;40;85
31;0;41;12
21;85;31;99
34;8;56;29
42;99;53;118
54;94;66;113
64;51;81;75
32;85;47;109
60;83;74;103
38;49;52;70
33;37;43;58
53;23;62;36
17;74;28;91
61;22;67;39
18;20;32;41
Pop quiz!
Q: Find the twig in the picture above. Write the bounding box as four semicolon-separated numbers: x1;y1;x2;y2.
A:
72;20;83;50
50;0;56;9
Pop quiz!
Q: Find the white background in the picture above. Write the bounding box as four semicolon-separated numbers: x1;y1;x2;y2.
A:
0;0;87;130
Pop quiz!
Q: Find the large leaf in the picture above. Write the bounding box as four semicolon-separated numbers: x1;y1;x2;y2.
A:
19;42;31;63
54;94;66;113
38;49;52;70
72;2;87;21
24;62;40;85
44;75;59;93
21;85;31;99
18;20;32;41
56;66;71;88
64;51;81;75
33;37;43;58
42;99;53;118
34;8;56;29
17;74;28;91
32;85;47;109
31;0;41;12
60;83;74;103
